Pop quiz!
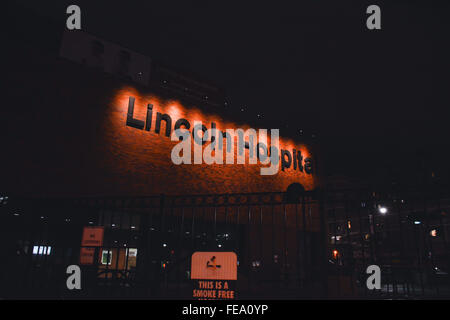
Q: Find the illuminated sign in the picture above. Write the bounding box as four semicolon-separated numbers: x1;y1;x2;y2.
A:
125;96;313;174
81;226;104;247
191;252;237;300
80;226;104;265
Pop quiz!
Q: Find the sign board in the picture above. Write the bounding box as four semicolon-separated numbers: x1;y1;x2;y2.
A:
80;226;104;265
81;226;104;247
191;252;237;300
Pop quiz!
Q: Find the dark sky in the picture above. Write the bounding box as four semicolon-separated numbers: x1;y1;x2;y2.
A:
14;0;450;182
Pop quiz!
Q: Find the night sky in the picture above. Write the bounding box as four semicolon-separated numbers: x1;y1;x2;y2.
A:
13;0;450;184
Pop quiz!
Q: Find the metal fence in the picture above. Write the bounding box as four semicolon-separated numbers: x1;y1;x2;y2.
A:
0;187;449;299
324;187;450;299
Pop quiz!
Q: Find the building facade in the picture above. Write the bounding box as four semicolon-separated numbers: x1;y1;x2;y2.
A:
3;29;319;198
1;16;325;299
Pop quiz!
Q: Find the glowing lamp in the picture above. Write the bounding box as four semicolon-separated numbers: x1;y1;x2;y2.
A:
332;250;339;259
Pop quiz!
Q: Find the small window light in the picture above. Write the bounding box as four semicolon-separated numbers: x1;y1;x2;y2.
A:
252;260;261;267
101;250;112;265
333;250;339;259
33;246;51;255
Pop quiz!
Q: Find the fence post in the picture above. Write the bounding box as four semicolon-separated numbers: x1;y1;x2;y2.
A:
317;188;329;298
137;199;151;297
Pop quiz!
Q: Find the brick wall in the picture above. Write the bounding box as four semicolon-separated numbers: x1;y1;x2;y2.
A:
3;60;318;197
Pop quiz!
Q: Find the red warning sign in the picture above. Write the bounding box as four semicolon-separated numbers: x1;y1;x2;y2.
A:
191;252;237;300
80;226;104;265
191;252;237;280
81;226;104;247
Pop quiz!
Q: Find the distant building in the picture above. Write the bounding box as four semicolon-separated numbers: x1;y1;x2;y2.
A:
325;174;369;191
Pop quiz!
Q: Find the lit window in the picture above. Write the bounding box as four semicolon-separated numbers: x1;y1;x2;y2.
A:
331;235;341;242
252;261;261;268
101;250;112;265
126;248;137;257
32;246;51;255
126;248;138;268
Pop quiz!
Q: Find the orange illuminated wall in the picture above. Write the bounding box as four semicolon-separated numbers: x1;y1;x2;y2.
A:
94;86;317;196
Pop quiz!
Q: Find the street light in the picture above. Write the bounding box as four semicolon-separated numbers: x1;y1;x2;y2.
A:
332;250;339;259
378;207;388;215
